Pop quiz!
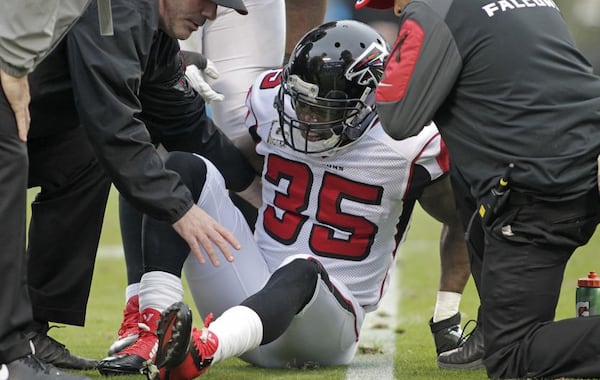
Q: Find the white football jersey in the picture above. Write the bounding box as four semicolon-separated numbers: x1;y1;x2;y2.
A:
245;69;448;311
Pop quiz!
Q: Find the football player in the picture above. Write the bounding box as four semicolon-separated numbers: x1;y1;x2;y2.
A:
117;20;470;378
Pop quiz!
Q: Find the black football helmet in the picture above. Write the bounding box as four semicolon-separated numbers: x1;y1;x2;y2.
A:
275;20;389;154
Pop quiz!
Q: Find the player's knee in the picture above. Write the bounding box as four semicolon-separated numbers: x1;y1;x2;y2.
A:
165;152;207;202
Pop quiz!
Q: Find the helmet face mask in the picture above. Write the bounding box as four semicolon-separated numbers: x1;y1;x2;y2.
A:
275;20;389;155
279;74;362;154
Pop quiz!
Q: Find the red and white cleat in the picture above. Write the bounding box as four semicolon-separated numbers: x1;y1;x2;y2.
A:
146;302;218;380
98;307;161;376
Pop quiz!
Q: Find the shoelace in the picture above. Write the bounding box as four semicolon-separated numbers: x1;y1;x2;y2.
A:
199;313;214;343
457;320;478;345
26;355;49;372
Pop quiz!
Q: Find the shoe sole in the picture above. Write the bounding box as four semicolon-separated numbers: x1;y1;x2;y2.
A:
50;360;99;371
97;355;148;376
98;366;141;376
437;358;484;370
155;302;193;369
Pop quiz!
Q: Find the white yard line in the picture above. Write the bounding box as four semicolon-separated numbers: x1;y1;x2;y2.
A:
98;245;124;258
345;258;400;380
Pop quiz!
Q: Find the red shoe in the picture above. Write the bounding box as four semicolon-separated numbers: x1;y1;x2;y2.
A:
149;302;218;380
108;295;140;356
98;307;161;376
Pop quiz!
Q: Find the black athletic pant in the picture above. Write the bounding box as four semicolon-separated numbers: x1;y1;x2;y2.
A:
452;168;600;379
0;86;34;363
0;87;108;354
27;127;111;326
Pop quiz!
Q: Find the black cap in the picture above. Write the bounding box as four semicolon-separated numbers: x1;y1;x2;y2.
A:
214;0;248;15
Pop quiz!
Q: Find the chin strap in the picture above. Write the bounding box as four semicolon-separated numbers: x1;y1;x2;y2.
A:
344;90;377;141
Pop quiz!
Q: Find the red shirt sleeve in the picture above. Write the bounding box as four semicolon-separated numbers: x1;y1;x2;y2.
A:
375;2;462;141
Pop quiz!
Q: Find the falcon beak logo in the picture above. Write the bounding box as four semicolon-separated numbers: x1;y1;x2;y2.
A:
345;41;389;87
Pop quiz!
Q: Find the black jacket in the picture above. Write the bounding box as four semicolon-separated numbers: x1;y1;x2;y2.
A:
376;0;600;201
28;0;254;222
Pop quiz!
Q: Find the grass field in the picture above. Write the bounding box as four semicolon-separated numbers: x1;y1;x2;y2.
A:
47;187;599;380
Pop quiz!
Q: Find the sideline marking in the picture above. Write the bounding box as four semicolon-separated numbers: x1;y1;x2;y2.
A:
98;245;123;258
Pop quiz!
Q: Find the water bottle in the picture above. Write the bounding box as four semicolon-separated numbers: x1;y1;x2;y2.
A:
576;271;600;317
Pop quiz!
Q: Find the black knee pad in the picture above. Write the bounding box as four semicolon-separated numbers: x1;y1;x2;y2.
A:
165;151;207;203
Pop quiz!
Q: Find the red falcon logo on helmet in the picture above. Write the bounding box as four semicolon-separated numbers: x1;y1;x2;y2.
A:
345;41;389;87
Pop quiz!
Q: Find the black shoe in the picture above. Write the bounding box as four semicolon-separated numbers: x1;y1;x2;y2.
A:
429;313;463;355
2;355;90;379
437;322;485;370
26;322;98;370
97;354;149;376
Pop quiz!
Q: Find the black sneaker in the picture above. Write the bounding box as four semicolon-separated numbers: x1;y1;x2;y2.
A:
437;322;485;370
26;322;98;370
429;313;463;354
2;355;90;379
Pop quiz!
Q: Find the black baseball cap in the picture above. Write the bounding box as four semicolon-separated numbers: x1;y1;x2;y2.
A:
214;0;248;15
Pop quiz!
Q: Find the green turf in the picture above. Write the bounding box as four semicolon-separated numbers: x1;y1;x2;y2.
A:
45;188;599;379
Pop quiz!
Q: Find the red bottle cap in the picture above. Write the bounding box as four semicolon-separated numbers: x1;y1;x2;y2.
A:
578;272;600;287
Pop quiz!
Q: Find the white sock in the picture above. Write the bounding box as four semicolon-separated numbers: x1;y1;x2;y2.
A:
433;291;462;322
125;283;139;303
208;306;263;364
139;271;184;312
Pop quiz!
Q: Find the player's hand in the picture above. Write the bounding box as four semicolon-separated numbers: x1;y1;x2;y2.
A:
0;69;31;141
185;64;224;104
172;204;240;266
